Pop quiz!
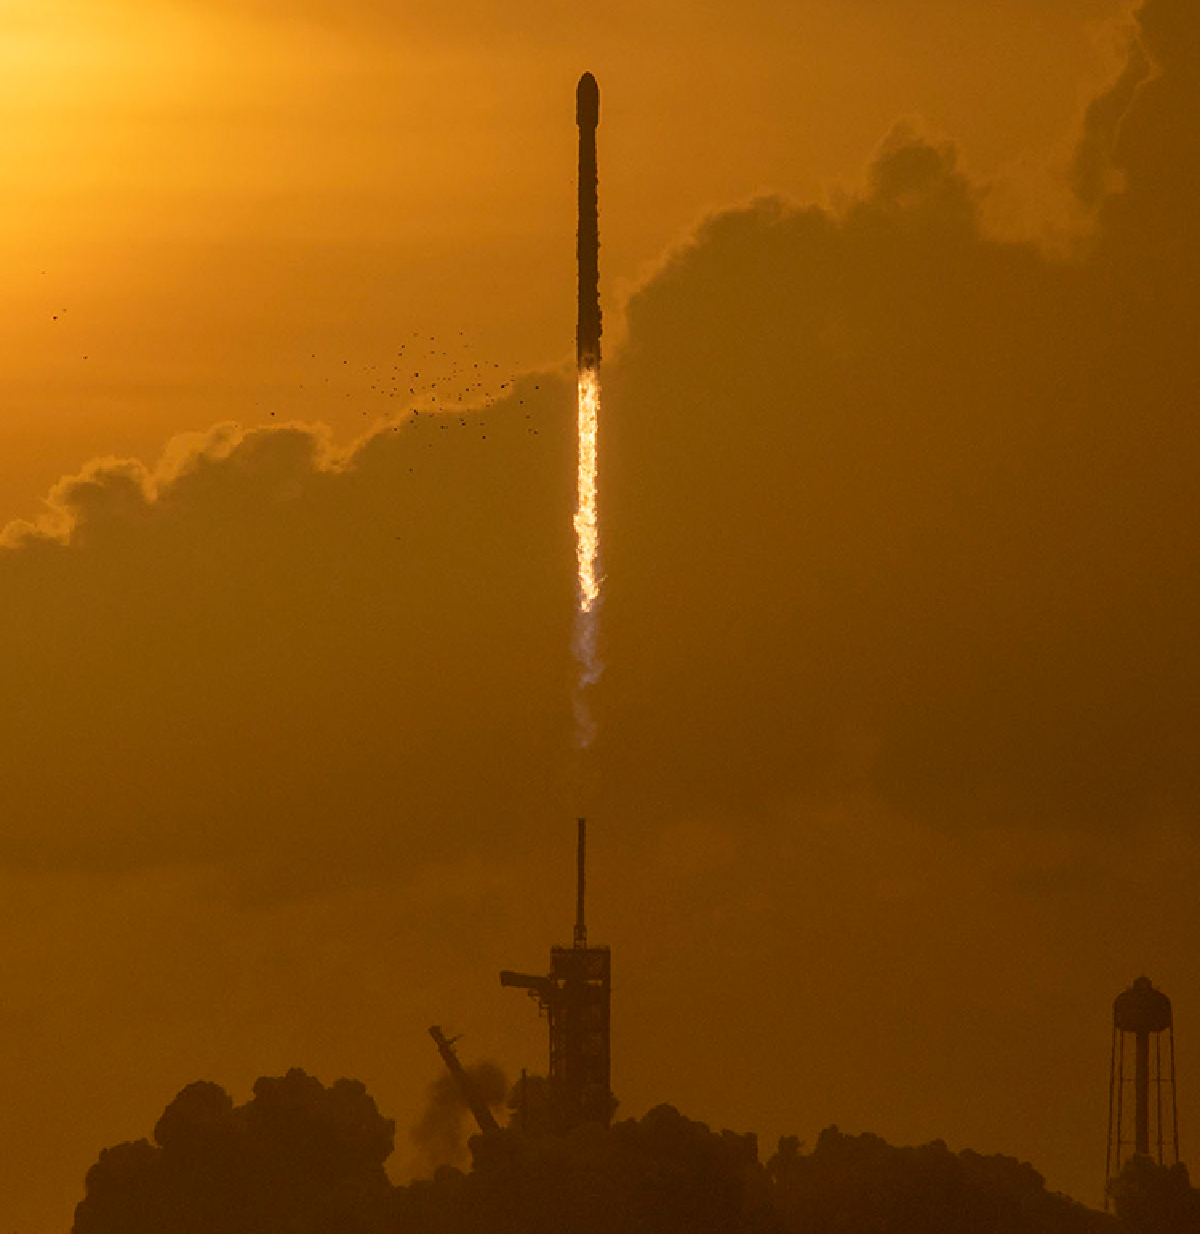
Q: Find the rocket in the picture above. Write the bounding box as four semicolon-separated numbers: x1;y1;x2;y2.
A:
576;72;601;370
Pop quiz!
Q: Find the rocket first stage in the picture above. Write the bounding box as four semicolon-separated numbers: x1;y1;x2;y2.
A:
576;72;601;369
572;72;602;749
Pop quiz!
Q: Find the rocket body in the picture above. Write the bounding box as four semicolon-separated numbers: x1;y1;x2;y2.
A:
576;73;601;370
571;72;603;749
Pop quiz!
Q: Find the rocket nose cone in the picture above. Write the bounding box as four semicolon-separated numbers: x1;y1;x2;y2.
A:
576;72;599;128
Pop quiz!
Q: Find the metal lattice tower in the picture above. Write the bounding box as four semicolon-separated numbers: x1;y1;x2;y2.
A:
1106;976;1180;1206
500;818;613;1132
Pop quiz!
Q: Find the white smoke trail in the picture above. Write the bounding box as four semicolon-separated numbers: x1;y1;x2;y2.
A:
573;365;602;747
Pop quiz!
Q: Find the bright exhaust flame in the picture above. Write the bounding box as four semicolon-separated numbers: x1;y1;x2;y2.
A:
575;366;600;613
573;364;602;747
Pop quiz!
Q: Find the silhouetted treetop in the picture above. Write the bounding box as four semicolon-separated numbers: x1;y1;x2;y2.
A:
76;1074;1161;1234
74;1069;395;1234
1109;1156;1200;1233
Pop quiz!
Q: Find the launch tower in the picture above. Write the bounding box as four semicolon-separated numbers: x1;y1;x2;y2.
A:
1106;976;1180;1204
501;818;613;1131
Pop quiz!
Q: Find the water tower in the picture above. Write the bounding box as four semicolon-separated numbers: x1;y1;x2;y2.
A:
1105;976;1180;1204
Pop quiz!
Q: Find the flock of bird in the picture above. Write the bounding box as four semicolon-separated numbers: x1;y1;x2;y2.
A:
42;296;550;503
45;299;543;442
280;335;549;485
273;331;546;455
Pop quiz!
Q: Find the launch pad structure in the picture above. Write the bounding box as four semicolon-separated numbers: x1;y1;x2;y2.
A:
426;818;613;1137
501;818;614;1131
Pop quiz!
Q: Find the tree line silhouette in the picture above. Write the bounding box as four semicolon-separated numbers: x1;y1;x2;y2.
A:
72;1069;1200;1233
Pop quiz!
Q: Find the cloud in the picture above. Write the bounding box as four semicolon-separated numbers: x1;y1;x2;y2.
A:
0;391;577;886
77;1084;1125;1234
1080;0;1200;265
3;0;1199;895
599;60;1199;838
74;1069;395;1233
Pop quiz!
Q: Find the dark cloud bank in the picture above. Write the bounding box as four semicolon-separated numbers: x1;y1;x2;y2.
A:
73;1068;1200;1233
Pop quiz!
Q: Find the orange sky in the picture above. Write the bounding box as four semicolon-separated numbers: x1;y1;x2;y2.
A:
6;2;1200;1231
1;0;1124;515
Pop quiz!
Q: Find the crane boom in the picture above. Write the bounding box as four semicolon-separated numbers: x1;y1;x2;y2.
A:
428;1025;500;1135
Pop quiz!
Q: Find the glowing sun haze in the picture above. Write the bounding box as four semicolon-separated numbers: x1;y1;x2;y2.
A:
4;2;1200;1232
0;0;1124;512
